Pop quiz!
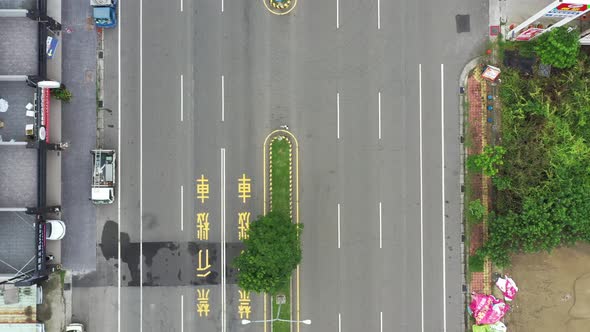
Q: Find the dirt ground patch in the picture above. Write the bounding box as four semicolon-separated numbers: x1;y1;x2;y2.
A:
503;243;590;332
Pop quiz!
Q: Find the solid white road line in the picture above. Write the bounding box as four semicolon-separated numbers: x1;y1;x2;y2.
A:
221;0;224;12
181;295;184;332
379;202;382;248
221;148;227;332
140;0;144;330
378;92;382;140
337;203;341;248
337;92;340;139
117;0;122;331
180;0;183;12
380;311;383;332
180;185;184;231
221;75;225;122
336;0;339;29
418;64;424;332
180;74;184;122
338;313;342;332
441;63;447;332
377;0;381;30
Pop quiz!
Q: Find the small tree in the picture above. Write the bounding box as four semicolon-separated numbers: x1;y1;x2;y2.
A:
467;146;506;177
233;212;303;294
534;26;580;69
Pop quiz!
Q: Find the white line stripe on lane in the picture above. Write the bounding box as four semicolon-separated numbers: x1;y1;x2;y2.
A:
337;203;341;248
377;0;381;30
418;64;424;332
180;74;184;122
221;75;225;122
337;92;340;139
181;295;184;332
117;0;122;331
180;0;183;12
221;0;224;12
338;313;342;332
441;63;447;332
140;0;144;330
378;92;382;140
380;311;383;332
336;0;339;29
180;185;184;231
379;202;383;249
221;148;227;332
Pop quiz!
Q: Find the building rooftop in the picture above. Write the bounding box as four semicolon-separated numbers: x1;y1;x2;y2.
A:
0;212;36;276
0;147;37;208
0;1;36;11
0;284;37;323
0;81;37;143
0;18;38;76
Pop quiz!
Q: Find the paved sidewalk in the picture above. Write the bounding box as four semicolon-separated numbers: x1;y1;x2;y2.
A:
60;0;98;272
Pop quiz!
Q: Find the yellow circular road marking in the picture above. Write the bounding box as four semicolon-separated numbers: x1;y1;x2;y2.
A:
262;0;298;16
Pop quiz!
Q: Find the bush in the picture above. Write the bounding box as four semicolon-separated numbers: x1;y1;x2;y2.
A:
469;250;485;273
534;26;580;69
468;199;485;223
51;87;73;103
467;146;506;177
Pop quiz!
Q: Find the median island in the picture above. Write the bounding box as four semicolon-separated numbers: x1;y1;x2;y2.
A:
234;132;302;332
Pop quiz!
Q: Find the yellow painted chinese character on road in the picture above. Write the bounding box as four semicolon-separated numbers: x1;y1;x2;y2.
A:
196;212;210;240
238;290;251;319
196;249;211;278
196;174;210;204
238;174;252;203
238;212;251;240
197;289;210;317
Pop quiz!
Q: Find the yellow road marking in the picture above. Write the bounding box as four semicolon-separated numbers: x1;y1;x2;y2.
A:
263;129;301;332
262;0;298;16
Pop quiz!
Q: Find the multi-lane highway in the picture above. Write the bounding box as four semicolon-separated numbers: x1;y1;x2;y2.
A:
76;0;489;331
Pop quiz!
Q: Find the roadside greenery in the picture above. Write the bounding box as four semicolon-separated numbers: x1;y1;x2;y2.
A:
467;146;506;177
51;86;73;103
482;40;590;267
469;250;485;273
468;199;485;224
534;26;580;69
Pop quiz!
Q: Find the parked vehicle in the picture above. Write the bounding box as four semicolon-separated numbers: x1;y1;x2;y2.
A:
91;149;116;204
45;220;66;240
66;323;85;332
91;0;117;28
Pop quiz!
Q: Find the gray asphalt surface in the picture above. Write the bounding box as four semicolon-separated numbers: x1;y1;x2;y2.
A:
72;0;487;330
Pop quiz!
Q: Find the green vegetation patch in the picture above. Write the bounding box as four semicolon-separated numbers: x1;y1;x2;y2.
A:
272;283;292;332
482;42;590;267
271;137;291;214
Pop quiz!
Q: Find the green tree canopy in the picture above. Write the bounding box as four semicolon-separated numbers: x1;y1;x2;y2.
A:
233;212;303;294
534;26;580;69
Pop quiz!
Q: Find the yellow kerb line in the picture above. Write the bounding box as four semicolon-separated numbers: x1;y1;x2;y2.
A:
263;129;301;332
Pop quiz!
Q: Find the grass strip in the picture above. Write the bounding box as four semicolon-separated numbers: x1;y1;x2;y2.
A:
270;137;292;332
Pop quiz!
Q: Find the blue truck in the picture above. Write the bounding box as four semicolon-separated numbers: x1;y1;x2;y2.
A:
91;0;117;28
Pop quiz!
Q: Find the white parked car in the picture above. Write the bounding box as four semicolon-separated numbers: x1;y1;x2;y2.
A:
65;323;85;332
46;220;66;240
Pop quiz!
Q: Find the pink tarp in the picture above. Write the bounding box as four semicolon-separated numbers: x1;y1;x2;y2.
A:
496;275;519;301
469;293;510;325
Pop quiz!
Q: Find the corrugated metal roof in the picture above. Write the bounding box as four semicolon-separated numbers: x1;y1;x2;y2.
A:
0;323;44;332
0;285;36;323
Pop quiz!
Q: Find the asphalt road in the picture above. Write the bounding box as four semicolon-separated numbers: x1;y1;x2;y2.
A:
73;0;488;331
